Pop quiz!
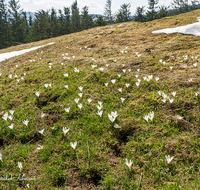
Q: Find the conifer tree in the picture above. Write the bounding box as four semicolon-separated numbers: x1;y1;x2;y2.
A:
134;6;146;22
80;6;94;30
104;0;113;24
71;0;80;32
63;7;71;34
146;0;159;21
115;3;131;23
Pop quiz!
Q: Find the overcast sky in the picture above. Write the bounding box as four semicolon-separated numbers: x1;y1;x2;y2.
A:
5;0;172;15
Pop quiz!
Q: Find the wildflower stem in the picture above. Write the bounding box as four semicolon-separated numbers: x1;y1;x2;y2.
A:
138;173;143;190
76;150;80;167
87;140;90;168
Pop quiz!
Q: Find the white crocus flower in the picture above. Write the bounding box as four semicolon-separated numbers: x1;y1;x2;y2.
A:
78;103;82;109
118;88;122;93
148;111;154;121
18;162;23;172
74;98;79;104
64;85;68;89
98;101;103;106
41;112;46;118
137;68;140;72
63;127;70;135
63;73;68;77
44;84;49;88
8;124;14;130
125;83;130;88
122;69;126;73
171;91;176;97
64;107;70;113
176;115;183;120
38;129;45;136
114;123;121;128
35;91;40;97
74;67;79;73
111;79;116;84
193;63;197;67
9;110;14;115
78;86;83;91
37;145;44;150
169;66;173;70
91;65;97;68
135;75;139;78
117;74;121;78
143;115;149;122
194;91;199;96
96;105;103;111
157;91;162;96
87;98;92;103
78;93;83;98
0;153;2;161
104;83;108;87
169;98;174;103
2;112;8;121
155;77;159;81
135;82;140;87
125;159;133;169
23;119;29;126
8;115;13;120
165;155;174;164
99;67;104;71
70;141;77;149
106;64;109;67
120;97;126;103
97;110;103;117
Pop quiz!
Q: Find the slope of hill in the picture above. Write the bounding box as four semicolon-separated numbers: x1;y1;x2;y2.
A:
0;9;199;189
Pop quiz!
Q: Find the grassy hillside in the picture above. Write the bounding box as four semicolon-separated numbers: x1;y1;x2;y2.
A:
0;10;199;189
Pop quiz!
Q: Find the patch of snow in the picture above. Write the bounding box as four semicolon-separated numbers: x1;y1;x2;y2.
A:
152;17;200;37
0;42;55;62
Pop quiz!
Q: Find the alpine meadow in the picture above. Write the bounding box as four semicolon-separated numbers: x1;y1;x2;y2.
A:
0;9;200;190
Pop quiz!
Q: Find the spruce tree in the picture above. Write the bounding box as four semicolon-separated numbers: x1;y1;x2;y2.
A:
134;6;146;22
80;6;93;30
63;7;71;34
104;0;112;24
146;0;159;21
71;0;80;32
115;3;131;23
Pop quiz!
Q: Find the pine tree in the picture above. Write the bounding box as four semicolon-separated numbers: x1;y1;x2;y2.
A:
134;6;146;22
171;0;190;14
8;0;24;43
80;6;93;30
157;5;169;19
71;0;80;32
104;0;113;24
95;16;106;26
63;7;71;34
58;9;65;35
0;0;10;48
115;3;131;23
146;0;159;21
50;8;58;37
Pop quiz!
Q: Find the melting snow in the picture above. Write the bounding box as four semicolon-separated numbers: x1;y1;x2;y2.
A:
0;42;55;62
152;17;200;36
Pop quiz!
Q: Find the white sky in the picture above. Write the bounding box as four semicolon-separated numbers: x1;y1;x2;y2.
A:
4;0;172;15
